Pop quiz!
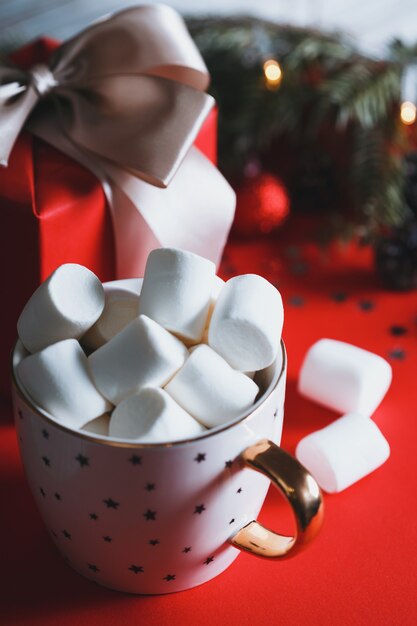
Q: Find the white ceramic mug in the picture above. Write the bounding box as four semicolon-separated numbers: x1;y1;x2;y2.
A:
11;283;323;595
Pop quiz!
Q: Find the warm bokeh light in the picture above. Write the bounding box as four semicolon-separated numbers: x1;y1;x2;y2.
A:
263;59;282;89
400;101;417;125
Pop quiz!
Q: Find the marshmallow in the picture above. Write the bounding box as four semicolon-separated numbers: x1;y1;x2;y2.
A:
165;344;259;428
17;263;105;353
88;315;188;404
201;276;225;344
81;414;110;436
296;413;390;493
17;339;111;428
298;339;392;416
82;280;142;350
138;248;216;343
109;387;206;442
208;274;284;371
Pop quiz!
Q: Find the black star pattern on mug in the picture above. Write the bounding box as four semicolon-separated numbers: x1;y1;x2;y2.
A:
194;504;206;514
225;460;233;469
143;509;156;521
103;497;120;509
129;564;144;574
75;453;89;467
388;348;406;361
149;539;159;546
358;299;375;312
54;492;61;501
194;453;206;463
237;488;242;494
41;456;50;467
39;487;46;497
273;408;278;418
18;409;24;420
204;556;214;565
89;513;98;520
103;536;112;543
88;564;100;573
389;325;408;336
229;518;235;524
62;530;71;540
145;483;156;492
163;574;176;581
331;292;348;303
183;546;192;553
129;454;142;466
41;428;49;439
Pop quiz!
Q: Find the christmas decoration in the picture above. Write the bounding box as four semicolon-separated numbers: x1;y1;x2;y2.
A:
232;171;290;237
187;16;417;241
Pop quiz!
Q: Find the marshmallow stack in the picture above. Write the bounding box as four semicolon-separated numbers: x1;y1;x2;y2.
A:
296;413;390;493
16;248;285;443
17;264;105;353
17;339;111;428
298;339;392;416
88;315;188;404
109;387;206;442
208;274;284;371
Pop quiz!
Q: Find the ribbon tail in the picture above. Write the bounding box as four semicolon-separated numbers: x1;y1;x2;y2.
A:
0;79;39;166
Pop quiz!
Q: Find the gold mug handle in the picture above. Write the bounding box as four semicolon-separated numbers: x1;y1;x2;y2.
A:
230;439;324;559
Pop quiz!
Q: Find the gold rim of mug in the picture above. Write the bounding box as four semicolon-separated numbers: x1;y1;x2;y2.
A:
11;340;286;449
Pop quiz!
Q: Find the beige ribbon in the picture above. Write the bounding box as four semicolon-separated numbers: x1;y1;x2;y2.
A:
0;5;236;273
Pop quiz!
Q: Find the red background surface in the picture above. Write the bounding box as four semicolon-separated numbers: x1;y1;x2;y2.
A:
1;219;417;625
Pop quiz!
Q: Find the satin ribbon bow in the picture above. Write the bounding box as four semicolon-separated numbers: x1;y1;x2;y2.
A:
0;4;213;187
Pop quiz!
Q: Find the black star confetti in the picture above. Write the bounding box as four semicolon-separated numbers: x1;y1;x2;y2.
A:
358;300;375;312
103;536;112;543
88;564;100;573
89;513;98;520
145;483;156;491
103;497;120;509
225;460;233;469
229;518;235;524
149;539;160;546
39;487;46;497
290;261;308;276
41;456;50;467
204;556;214;565
143;509;156;521
194;453;206;463
183;546;192;553
75;453;89;467
288;295;305;307
129;454;142;466
54;492;61;501
237;488;242;494
388;348;406;361
163;574;176;581
331;292;348;303
41;429;49;439
62;530;71;540
129;564;144;574
389;325;408;336
194;504;206;514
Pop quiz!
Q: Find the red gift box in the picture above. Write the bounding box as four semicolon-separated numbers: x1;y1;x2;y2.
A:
0;38;218;400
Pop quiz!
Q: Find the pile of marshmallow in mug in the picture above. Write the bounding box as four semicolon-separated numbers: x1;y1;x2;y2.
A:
16;247;391;495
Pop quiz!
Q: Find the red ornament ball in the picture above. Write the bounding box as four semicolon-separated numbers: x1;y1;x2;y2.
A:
233;173;290;237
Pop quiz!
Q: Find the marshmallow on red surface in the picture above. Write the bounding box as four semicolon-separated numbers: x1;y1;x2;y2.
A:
298;339;392;416
208;274;284;371
81;414;111;436
17;263;105;353
165;344;259;428
88;314;188;404
295;413;390;493
109;387;206;442
82;279;142;350
16;339;111;428
138;248;216;343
